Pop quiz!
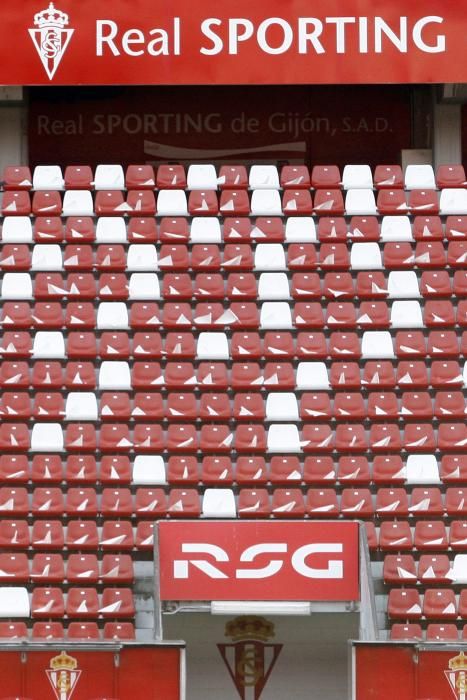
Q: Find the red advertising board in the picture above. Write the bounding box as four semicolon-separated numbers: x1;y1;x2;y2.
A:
1;0;466;85
353;644;467;700
28;85;412;169
158;520;359;602
0;645;183;700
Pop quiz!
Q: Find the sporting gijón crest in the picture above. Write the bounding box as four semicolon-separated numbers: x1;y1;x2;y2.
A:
218;616;282;700
46;650;81;700
29;3;74;80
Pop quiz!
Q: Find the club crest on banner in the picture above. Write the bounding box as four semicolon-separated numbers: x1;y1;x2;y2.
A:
29;3;74;80
217;616;282;700
46;650;82;700
445;651;467;700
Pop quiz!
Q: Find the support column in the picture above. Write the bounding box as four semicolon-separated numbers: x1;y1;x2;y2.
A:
0;86;27;174
433;101;462;167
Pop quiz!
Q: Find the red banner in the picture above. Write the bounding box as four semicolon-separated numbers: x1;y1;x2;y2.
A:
0;646;182;700
28;85;412;169
158;521;359;601
354;644;467;700
1;0;466;85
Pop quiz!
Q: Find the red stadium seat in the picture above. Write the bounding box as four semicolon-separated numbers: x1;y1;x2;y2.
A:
104;622;136;640
101;554;134;583
2;191;31;215
201;457;233;485
291;273;321;298
412;216;443;240
379;521;413;550
0;519;30;549
127;190;156;215
423;589;457;620
31;587;65;618
166;393;197;421
67;622;101;640
340;488;373;517
235;457;268;485
218;165;248;189
383;555;417;584
32;622;64;639
374;165;403;189
65;165;93;189
3;165;32;190
238;489;271;518
0;245;31;270
0;553;29;582
436;164;466;188
0;455;29;483
0;621;29;638
390;624;423;641
65;521;99;550
272;489;305;517
167;489;201;517
302;457;335;484
65;216;95;242
316;217;346;241
377;189;407;214
157;164;186;188
414;521;448;550
408;189;439;214
281;165;310;188
418;555;451;584
66;588;99;618
311;165;341;189
66;554;99;583
355;272;388;298
387;589;422;619
338;456;370;484
134;489;166;518
300;393;332;421
426;624;459;642
376;489;409;517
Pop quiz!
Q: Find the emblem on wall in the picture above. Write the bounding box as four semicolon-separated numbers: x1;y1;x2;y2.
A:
445;651;467;700
46;650;82;700
29;3;74;80
217;616;282;700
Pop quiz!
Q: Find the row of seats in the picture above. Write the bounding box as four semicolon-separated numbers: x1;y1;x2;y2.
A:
2;276;466;308
2;330;467;360
3;243;466;272
2;302;465;333
391;623;467;641
388;588;467;620
3;215;467;243
1;390;466;421
0;453;461;485
2;486;467;517
1;586;134;618
0;620;135;640
2;243;466;275
3;187;467;217
1;421;466;452
0;516;467;553
0;519;156;548
0;553;133;582
384;554;467;584
1;268;466;303
5;164;465;191
2;360;466;391
2;356;466;385
366;520;467;551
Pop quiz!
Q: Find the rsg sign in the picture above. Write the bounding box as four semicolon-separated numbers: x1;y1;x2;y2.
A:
158;521;359;601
